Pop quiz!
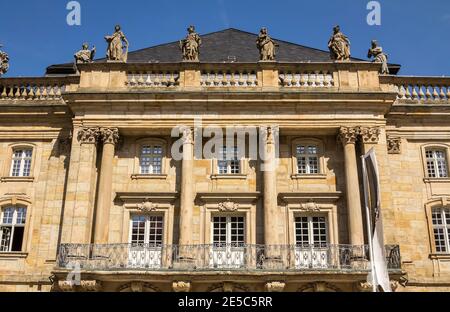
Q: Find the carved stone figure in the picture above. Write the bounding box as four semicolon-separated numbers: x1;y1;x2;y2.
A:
74;43;96;64
105;25;129;62
368;40;389;74
0;44;9;76
179;26;202;62
328;25;351;61
256;28;278;61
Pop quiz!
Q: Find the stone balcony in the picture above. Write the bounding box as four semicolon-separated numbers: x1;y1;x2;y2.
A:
56;243;401;273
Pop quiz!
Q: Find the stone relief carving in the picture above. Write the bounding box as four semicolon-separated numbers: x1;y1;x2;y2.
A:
300;200;321;212
58;280;102;292
256;27;278;61
138;199;157;213
74;43;96;64
80;280;102;292
218;199;239;212
172;281;191;292
118;282;160;293
368;40;389;74
181;127;194;145
77;127;100;144
99;128;120;145
179;25;202;62
387;137;402;154
0;44;9;76
328;25;351;61
262;126;279;145
359;127;381;144
105;25;129;62
338;126;359;145
265;281;286;292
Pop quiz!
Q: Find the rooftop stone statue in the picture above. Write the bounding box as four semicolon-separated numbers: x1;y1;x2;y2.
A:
368;40;389;74
179;25;202;62
0;44;9;76
328;25;351;61
74;43;96;64
256;28;278;61
105;25;129;62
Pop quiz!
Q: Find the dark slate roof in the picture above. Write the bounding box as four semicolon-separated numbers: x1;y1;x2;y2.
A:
46;28;400;75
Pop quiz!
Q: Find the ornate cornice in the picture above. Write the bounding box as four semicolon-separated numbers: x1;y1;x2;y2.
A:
77;127;100;145
99;128;120;145
359;127;381;144
387;136;402;154
338;126;359;145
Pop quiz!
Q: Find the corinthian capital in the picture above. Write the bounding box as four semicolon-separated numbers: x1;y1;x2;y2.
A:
180;127;194;145
338;127;359;145
359;127;381;144
261;126;279;145
77;127;100;144
100;128;120;145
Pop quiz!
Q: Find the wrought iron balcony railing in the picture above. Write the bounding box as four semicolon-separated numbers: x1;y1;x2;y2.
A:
56;244;401;272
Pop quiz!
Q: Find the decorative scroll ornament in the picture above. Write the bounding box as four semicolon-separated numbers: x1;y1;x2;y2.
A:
300;200;321;212
77;127;100;144
138;199;157;213
100;128;120;145
172;281;191;293
179;25;202;62
265;282;286;292
387;137;402;154
338;126;359;145
0;44;9;76
359;127;381;144
218;199;239;212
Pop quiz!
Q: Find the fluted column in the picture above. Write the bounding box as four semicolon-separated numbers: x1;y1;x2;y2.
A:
339;127;364;247
262;126;279;248
93;128;119;244
179;127;194;247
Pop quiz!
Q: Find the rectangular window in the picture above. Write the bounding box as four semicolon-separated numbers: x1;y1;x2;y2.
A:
140;145;163;175
296;145;319;175
432;208;450;253
212;216;245;246
130;215;164;246
0;207;27;252
426;149;449;178
10;149;33;177
218;146;241;174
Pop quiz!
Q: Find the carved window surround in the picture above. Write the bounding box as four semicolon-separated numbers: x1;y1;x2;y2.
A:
132;138;170;179
279;192;342;246
4;143;38;179
290;138;327;178
420;143;450;180
196;192;260;245
115;192;178;246
425;198;450;259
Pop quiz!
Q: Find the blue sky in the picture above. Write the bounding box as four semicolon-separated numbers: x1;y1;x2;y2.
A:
0;0;449;77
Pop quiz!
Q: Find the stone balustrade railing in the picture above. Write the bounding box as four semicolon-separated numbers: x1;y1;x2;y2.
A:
0;77;79;101
200;69;258;87
381;76;450;103
279;70;335;88
126;70;180;87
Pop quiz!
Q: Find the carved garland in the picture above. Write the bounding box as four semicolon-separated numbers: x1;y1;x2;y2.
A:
138;199;157;213
218;199;239;212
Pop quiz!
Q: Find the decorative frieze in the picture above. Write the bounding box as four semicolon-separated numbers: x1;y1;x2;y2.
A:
77;127;100;144
218;200;239;212
359;127;381;144
100;128;120;145
172;281;191;293
338;126;359;145
387;136;402;154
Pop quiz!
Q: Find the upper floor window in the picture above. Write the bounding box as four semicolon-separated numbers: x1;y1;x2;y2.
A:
0;206;27;252
296;145;320;175
426;149;449;178
130;215;164;247
218;146;241;174
140;145;163;175
11;148;33;177
212;216;245;247
432;207;450;253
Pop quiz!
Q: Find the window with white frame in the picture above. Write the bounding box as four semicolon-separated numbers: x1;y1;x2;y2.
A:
212;216;245;247
295;216;328;247
432;207;450;253
140;145;163;175
0;206;27;252
296;145;320;175
426;149;449;178
10;148;33;177
218;146;241;174
130;215;164;246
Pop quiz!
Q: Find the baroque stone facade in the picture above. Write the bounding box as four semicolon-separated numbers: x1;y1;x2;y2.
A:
0;28;449;292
